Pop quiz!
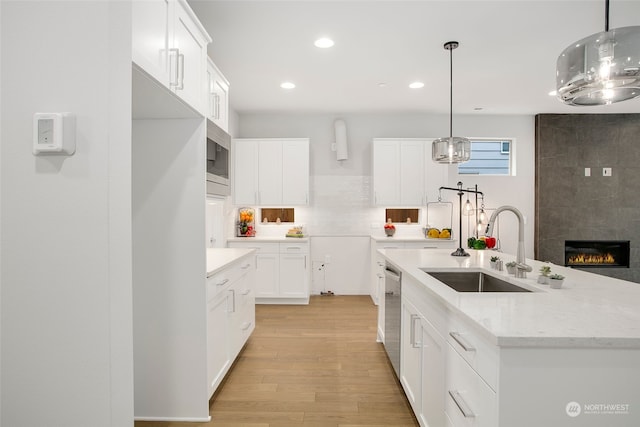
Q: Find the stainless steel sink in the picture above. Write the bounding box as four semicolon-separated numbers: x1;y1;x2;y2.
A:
422;271;532;293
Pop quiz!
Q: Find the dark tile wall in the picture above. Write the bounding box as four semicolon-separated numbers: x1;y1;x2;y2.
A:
535;114;640;283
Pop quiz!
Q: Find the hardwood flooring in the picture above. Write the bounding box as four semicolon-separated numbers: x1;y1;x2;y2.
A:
135;295;418;427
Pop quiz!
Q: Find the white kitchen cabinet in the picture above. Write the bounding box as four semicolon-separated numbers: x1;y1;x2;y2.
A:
233;139;310;206
233;139;258;206
206;254;256;398
401;280;446;427
372;138;449;207
206;57;230;132
206;287;231;397
372;139;425;206
228;240;310;304
132;0;210;115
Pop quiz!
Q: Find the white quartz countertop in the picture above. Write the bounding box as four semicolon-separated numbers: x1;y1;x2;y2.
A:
371;235;457;243
380;248;640;349
206;248;255;277
227;236;309;243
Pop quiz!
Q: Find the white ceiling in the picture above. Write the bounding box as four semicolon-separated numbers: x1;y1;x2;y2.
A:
189;0;640;115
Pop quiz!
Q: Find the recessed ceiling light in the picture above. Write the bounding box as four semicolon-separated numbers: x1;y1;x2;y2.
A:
378;82;387;88
280;82;296;89
409;81;424;89
473;107;483;111
314;38;334;48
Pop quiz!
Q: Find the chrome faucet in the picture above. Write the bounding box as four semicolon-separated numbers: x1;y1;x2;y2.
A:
485;205;532;278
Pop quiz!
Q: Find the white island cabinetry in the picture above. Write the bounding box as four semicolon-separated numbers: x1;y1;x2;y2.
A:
382;249;640;427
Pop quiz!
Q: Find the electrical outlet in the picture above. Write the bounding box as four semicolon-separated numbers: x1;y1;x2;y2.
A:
584;167;591;177
603;167;612;177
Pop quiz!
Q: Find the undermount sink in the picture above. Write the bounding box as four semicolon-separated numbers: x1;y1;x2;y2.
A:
422;270;532;293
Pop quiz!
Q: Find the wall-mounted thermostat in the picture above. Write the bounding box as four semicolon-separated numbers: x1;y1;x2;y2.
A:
33;113;76;155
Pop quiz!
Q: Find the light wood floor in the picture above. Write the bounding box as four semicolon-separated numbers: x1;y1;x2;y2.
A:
135;295;418;427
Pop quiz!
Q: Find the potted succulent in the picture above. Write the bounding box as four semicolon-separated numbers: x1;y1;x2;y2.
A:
505;261;517;275
490;256;500;269
549;274;565;289
538;265;551;284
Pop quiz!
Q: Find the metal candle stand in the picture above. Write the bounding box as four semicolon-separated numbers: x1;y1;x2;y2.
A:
439;181;484;257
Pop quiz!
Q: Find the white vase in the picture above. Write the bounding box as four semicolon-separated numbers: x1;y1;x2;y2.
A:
549;278;564;289
506;265;517;275
537;275;549;285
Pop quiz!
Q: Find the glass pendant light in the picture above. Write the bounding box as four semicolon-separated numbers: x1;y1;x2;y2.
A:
556;0;640;106
432;41;471;164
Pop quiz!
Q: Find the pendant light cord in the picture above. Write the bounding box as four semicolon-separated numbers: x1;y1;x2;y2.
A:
449;45;453;138
605;0;609;32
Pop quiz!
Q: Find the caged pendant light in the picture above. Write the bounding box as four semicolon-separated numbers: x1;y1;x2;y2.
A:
556;0;640;106
432;41;471;164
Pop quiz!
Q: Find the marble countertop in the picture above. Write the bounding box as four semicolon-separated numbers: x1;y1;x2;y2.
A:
380;248;640;349
206;248;255;277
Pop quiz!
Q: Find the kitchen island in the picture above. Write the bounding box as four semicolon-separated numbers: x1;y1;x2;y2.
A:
379;248;640;427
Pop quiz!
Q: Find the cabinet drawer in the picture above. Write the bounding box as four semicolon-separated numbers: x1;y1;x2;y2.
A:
207;258;253;301
447;314;499;391
228;241;279;254
445;344;497;427
279;242;309;254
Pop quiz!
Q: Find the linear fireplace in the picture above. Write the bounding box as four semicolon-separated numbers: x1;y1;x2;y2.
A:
564;240;630;268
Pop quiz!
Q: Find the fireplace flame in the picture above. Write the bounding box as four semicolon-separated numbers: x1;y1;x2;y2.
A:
568;253;616;265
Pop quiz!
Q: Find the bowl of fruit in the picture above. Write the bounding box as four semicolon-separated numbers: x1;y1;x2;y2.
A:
384;219;396;237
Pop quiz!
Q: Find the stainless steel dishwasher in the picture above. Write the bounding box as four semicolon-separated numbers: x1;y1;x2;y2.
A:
383;264;401;378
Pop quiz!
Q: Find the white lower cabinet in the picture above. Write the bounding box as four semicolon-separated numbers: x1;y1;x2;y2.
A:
206;255;255;397
228;241;310;304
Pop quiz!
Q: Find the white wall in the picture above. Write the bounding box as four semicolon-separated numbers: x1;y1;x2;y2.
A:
236;112;535;293
1;2;133;426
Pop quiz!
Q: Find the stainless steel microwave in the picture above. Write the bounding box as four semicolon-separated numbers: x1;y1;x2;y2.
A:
206;119;230;196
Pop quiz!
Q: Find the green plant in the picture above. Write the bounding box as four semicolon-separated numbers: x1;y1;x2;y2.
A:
490;256;500;262
539;266;551;276
505;261;517;267
550;274;565;280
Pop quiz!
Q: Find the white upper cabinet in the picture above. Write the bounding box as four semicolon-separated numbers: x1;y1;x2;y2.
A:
373;139;425;206
373;138;448;207
132;0;211;115
207;58;230;132
233;138;310;206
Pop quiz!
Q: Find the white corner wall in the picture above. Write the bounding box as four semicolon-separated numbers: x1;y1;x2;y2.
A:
1;2;133;426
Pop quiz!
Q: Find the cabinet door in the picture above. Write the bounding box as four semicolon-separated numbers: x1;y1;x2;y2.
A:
233;140;258;205
207;291;231;397
424;139;448;203
257;140;283;205
372;140;400;206
132;0;172;85
420;317;446;427
400;141;425;205
172;0;207;113
281;140;309;205
255;253;279;297
401;300;422;415
279;254;308;298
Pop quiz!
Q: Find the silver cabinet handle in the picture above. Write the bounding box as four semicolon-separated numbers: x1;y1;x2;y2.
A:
449;332;476;352
241;289;251;296
410;314;422;348
449;390;476;418
227;289;236;313
216;278;229;287
176;53;185;90
285;246;301;251
169;48;180;87
241;321;252;331
241;263;251;270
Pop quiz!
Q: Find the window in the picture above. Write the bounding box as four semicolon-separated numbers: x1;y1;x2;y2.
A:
458;139;513;176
